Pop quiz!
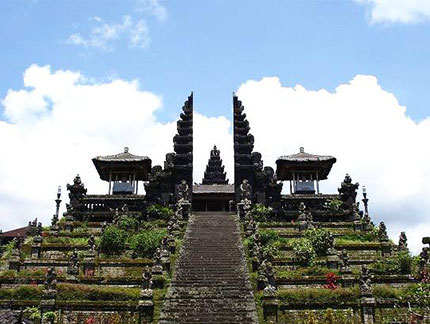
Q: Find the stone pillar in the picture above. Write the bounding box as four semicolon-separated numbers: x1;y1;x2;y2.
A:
263;292;279;323
326;254;340;269
178;201;191;220
82;251;96;277
360;297;376;324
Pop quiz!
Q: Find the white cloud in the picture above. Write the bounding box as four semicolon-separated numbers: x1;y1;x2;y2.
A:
1;65;429;255
135;0;168;22
0;64;231;237
236;76;430;254
66;15;150;51
355;0;430;23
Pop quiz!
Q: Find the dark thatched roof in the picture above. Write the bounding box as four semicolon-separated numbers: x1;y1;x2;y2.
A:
92;147;152;181
276;147;336;181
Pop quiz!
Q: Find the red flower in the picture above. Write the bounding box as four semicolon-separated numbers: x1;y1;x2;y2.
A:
323;272;339;290
86;316;95;324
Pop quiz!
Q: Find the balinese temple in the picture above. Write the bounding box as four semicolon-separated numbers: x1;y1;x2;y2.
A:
201;145;228;185
276;147;336;194
0;92;426;324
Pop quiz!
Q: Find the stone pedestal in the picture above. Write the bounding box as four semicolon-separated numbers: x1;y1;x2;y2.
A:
361;297;376;324
326;254;340;269
8;256;20;271
381;242;392;257
50;225;59;237
31;243;42;259
138;289;154;324
40;289;56;324
257;274;267;290
353;221;363;231
341;274;355;287
236;202;245;219
64;221;73;232
298;221;308;231
178;201;191;220
263;293;279;324
83;252;96;277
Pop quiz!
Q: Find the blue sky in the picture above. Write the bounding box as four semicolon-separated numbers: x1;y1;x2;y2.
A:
1;0;430;253
1;0;430;122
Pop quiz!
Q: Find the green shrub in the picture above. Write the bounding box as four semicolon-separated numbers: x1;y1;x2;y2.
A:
24;307;41;320
0;285;42;300
277;287;359;304
117;215;139;231
251;204;272;221
371;250;413;275
43;311;56;320
304;228;332;256
129;229;166;258
323;199;343;212
293;238;316;266
57;283;140;301
258;229;279;245
99;225;127;255
147;204;174;219
340;231;379;242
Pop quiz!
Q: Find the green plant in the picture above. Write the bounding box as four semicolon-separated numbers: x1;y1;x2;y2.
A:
293;238;316;266
129;229;166;258
24;307;41;320
117;215;139;231
57;283;140;301
304;228;332;256
147;204;174;220
0;285;42;300
324;199;343;212
43;311;56;320
258;229;279;245
2;240;15;258
371;250;413;275
251;204;272;221
307;312;318;324
324;308;335;324
99;225;127;255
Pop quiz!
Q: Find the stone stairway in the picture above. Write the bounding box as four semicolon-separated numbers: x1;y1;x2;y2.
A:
159;212;258;324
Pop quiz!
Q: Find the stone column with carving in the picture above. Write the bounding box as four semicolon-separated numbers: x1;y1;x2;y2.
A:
138;267;154;324
359;265;375;324
40;267;57;324
9;236;22;271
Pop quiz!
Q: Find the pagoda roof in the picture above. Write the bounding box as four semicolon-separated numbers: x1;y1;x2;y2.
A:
276;147;336;180
92;147;152;181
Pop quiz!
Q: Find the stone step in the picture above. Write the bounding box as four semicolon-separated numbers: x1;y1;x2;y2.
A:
160;212;258;324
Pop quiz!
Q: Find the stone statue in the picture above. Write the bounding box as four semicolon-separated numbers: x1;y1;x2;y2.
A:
340;249;351;273
327;234;336;255
398;232;408;250
338;174;359;209
178;180;189;202
68;248;79;275
88;234;96;252
378;222;389;242
44;267;57;291
152;248;163;274
142;267;153;290
66;174;87;212
240;179;252;201
36;222;43;236
359;265;373;297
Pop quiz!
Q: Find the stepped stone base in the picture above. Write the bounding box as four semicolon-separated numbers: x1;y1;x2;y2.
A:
160;212;258;324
